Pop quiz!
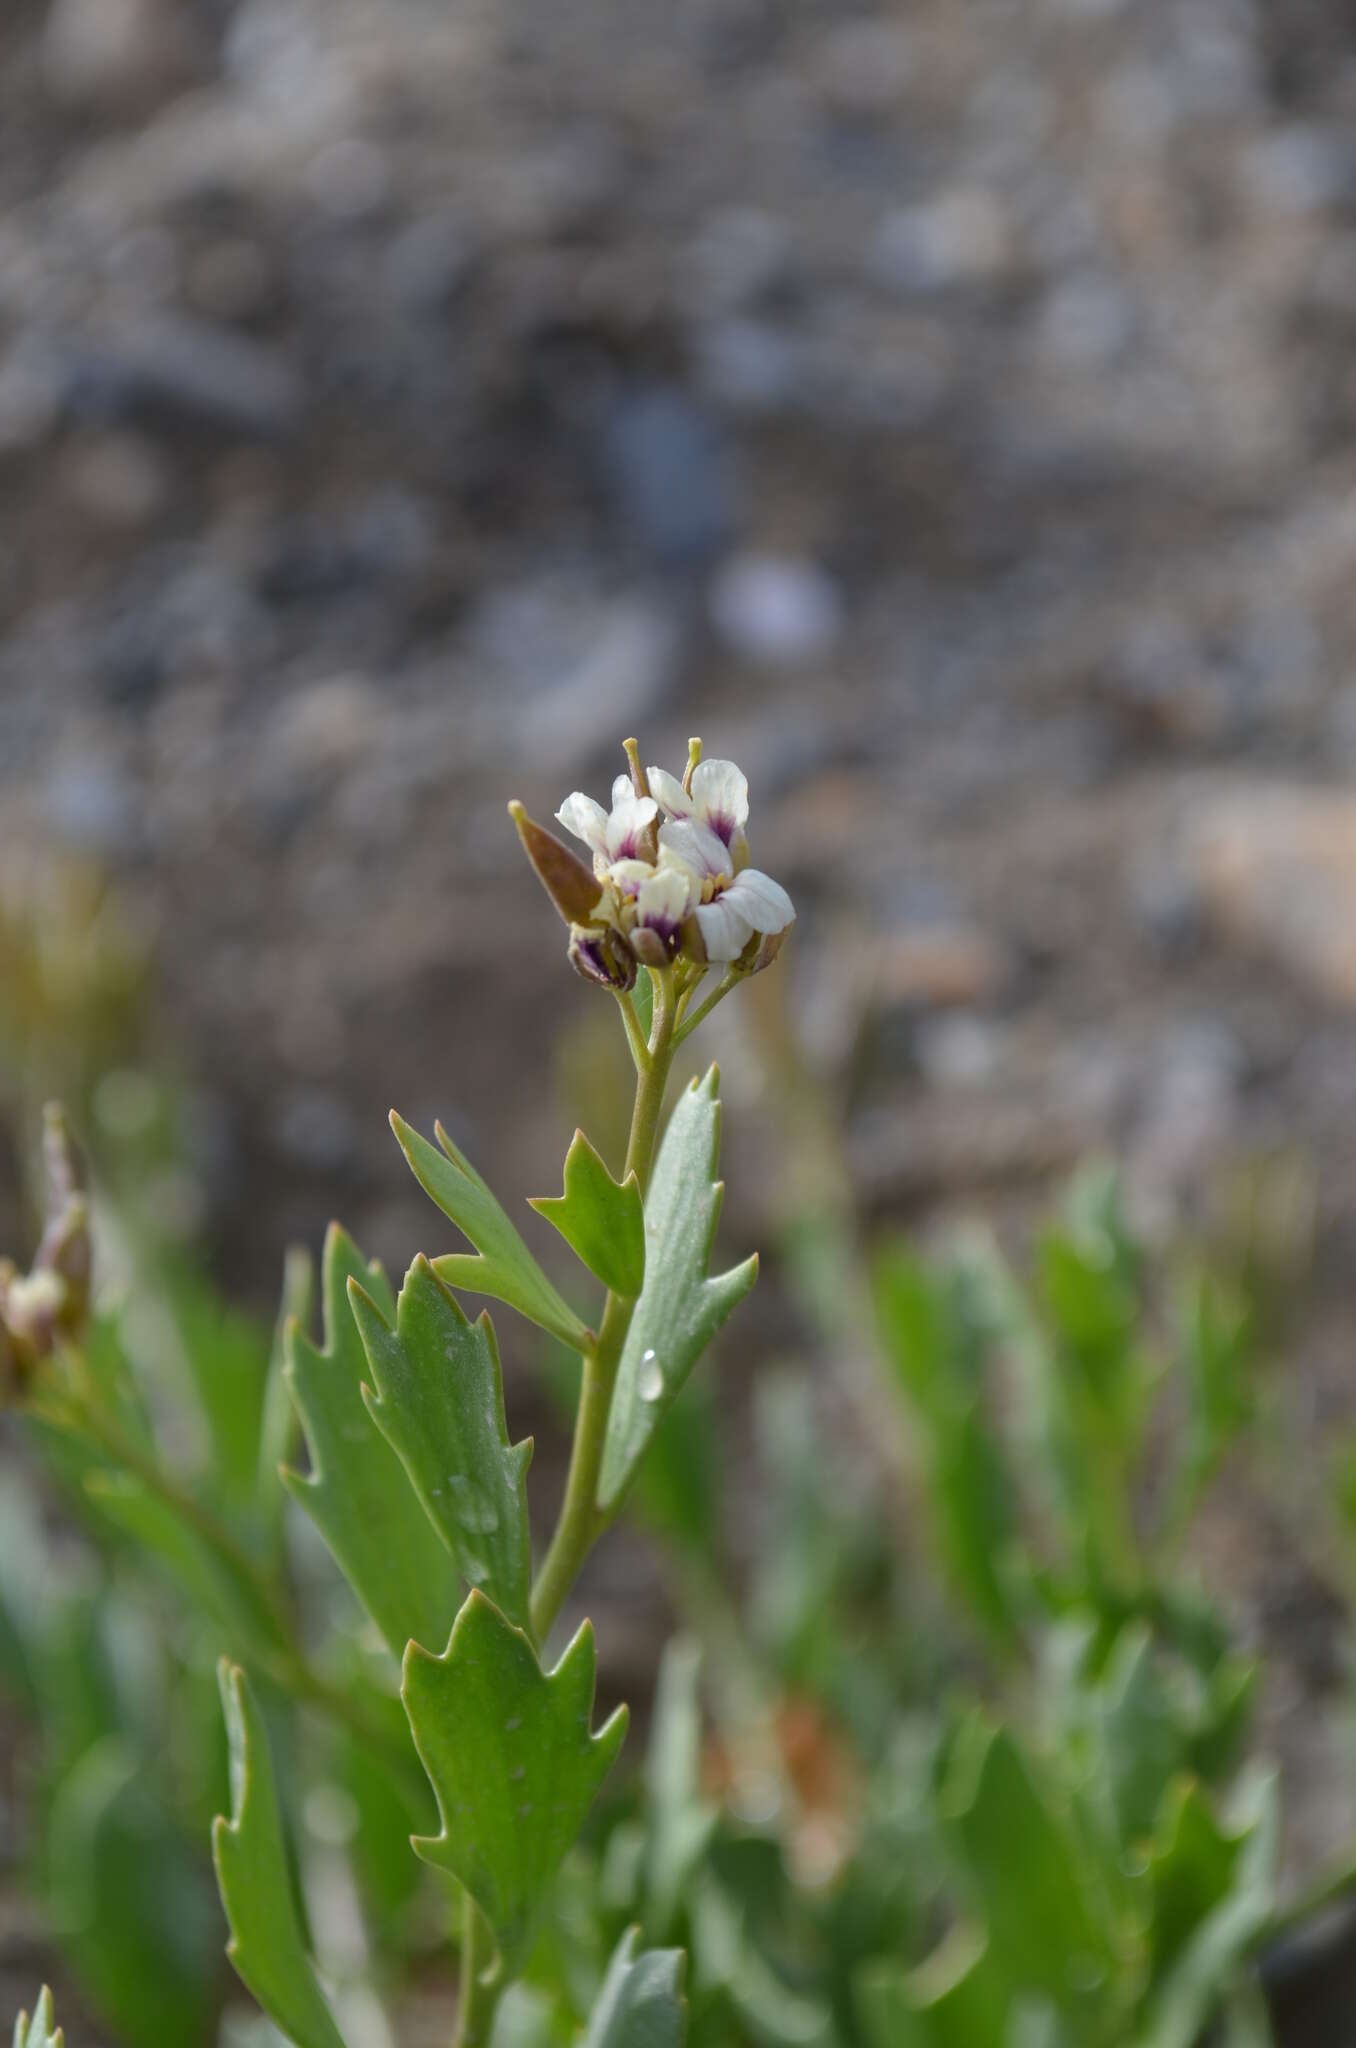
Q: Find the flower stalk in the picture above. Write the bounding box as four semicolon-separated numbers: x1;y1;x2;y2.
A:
529;967;678;1646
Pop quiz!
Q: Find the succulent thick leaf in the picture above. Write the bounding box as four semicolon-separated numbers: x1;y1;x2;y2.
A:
583;1928;687;2048
391;1112;591;1351
1139;1773;1278;2048
402;1589;628;1974
530;1130;646;1297
212;1663;350;2048
282;1224;456;1658
858;1929;1008;2048
12;1990;61;2048
941;1719;1117;2014
598;1070;757;1511
349;1256;533;1631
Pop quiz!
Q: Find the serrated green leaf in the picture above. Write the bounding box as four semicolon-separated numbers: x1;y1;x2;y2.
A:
598;1070;757;1511
1139;1773;1278;2048
941;1719;1117;2013
530;1130;646;1297
584;1927;687;2048
857;1928;1008;2048
349;1256;533;1631
12;1989;62;2048
282;1224;456;1658
402;1589;628;1973
212;1662;350;2048
391;1111;591;1351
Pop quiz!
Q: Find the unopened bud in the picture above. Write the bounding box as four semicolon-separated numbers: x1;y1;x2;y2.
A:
32;1105;90;1335
509;802;605;927
568;923;637;991
739;925;789;976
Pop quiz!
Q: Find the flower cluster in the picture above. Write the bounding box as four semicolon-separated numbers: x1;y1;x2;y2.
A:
512;739;794;991
0;1103;89;1399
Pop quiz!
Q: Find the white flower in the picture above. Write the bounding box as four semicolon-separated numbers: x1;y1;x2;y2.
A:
557;773;659;876
550;742;794;971
656;812;795;964
608;857;698;965
647;757;749;857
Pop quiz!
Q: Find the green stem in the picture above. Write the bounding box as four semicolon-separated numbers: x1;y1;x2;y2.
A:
672;967;740;1047
529;971;677;1645
612;987;649;1074
454;1893;500;2047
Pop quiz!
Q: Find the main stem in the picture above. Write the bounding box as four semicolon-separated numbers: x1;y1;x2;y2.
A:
529;970;677;1646
454;1895;498;2047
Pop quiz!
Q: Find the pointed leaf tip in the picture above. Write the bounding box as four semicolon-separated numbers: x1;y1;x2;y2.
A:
530;1128;646;1297
393;1110;591;1351
213;1663;350;2048
598;1071;757;1510
402;1590;628;1974
282;1223;455;1656
352;1257;533;1628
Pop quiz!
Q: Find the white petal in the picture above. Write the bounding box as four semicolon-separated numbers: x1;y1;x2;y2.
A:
612;772;635;810
723;867;795;935
646;767;692;819
659;817;729;879
607;858;653;899
636;864;696;927
690;758;749;842
695;896;755;961
605;795;658;860
556;792;609;859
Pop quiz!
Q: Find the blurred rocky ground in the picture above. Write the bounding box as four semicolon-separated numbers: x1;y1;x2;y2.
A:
5;0;1356;1914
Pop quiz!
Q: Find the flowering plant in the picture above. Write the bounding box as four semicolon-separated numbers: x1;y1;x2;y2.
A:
2;738;792;2047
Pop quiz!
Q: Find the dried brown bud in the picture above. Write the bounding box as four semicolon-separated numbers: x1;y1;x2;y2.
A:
32;1105;90;1332
509;802;606;927
738;925;789;976
568;923;637;991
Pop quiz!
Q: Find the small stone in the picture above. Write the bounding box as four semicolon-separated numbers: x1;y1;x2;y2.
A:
1189;783;1356;1006
1244;124;1354;215
708;553;842;667
684;208;793;317
385;214;476;314
67;316;300;442
63;431;170;527
40;0;190;110
603;385;735;567
187;240;276;325
873;190;1012;294
303;137;391;223
41;759;139;858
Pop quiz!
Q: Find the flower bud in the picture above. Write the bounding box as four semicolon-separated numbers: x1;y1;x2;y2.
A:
738;925;789;976
508;802;606;928
32;1104;90;1333
568;923;638;992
